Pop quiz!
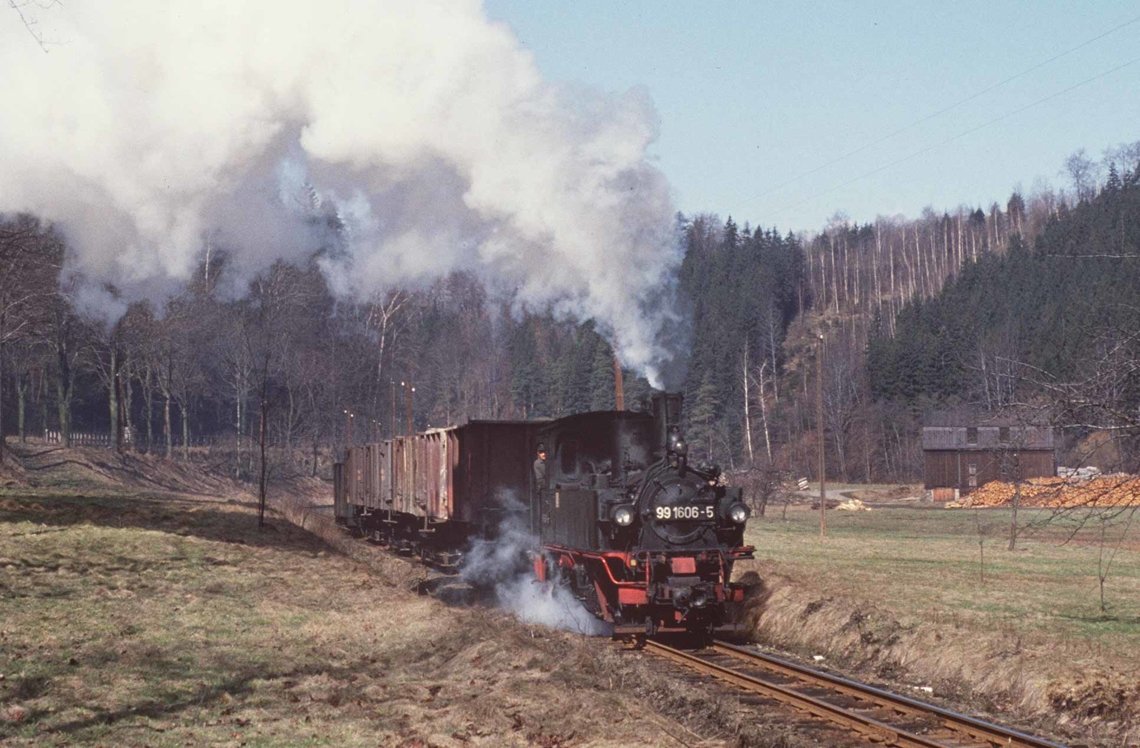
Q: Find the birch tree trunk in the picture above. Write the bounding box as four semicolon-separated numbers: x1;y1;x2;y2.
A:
121;362;134;449
830;237;840;314
757;361;773;464
873;225;883;313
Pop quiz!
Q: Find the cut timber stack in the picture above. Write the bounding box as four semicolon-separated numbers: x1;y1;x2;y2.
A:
949;474;1140;509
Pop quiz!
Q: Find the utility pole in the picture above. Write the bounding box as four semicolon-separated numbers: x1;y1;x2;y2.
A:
816;334;827;539
743;341;754;465
404;382;415;435
343;408;354;455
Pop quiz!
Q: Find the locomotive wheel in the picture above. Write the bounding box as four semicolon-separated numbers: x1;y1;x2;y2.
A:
618;633;646;650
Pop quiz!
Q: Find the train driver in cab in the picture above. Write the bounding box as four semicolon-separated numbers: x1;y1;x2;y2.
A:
533;443;548;490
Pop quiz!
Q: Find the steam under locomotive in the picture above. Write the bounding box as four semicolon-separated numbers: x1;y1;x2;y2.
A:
333;393;754;638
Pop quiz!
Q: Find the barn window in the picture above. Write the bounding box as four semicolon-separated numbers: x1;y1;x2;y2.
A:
966;427;978;445
967;463;977;488
999;427;1010;443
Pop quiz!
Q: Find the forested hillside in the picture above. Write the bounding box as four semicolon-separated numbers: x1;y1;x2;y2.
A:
869;178;1140;405
867;163;1140;470
2;144;1138;482
673;142;1140;480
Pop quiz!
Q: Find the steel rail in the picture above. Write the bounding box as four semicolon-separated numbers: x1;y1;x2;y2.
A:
643;639;1064;748
708;641;1064;748
645;640;946;747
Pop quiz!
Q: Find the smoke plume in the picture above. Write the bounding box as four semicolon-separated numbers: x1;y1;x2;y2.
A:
461;492;609;636
0;0;682;383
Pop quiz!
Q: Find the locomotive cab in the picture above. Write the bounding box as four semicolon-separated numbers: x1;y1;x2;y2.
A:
536;410;657;550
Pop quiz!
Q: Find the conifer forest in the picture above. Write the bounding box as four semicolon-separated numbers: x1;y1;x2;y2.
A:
2;144;1139;482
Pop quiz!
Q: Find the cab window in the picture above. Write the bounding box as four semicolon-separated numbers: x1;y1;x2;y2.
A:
559;439;579;477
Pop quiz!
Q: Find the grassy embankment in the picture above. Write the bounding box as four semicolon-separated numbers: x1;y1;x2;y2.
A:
0;488;697;748
0;489;430;747
738;502;1140;743
0;443;839;748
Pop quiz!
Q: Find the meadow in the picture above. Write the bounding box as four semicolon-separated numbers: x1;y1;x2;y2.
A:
738;502;1139;744
748;503;1140;638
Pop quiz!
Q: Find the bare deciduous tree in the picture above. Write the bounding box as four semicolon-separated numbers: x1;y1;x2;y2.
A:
1063;149;1101;204
0;216;61;460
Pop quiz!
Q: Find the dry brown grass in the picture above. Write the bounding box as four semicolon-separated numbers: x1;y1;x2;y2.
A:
16;444;1129;745
1;488;718;747
0;457;846;748
739;505;1140;746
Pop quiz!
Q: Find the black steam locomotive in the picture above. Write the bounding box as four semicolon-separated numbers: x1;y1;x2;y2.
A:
333;393;753;638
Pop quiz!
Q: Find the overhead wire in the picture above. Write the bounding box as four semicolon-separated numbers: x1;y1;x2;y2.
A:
753;12;1140;207
767;54;1140;221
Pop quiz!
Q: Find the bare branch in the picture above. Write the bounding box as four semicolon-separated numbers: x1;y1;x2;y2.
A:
6;0;60;53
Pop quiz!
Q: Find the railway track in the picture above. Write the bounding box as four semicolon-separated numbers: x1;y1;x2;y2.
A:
644;639;1065;747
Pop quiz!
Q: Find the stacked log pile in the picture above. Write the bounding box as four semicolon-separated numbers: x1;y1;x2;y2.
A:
949;475;1140;509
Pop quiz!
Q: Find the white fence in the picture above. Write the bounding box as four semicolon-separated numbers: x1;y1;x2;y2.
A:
40;429;218;449
42;430;117;447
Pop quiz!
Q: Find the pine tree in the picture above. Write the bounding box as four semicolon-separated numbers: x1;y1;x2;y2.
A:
507;319;540;417
1106;163;1122;193
685;372;719;462
622;371;652;411
588;343;615;411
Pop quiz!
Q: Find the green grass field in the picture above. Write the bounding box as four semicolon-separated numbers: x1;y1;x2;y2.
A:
736;503;1140;744
746;505;1140;642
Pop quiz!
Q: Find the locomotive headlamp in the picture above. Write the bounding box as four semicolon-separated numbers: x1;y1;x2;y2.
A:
613;504;635;526
728;503;750;524
668;430;688;456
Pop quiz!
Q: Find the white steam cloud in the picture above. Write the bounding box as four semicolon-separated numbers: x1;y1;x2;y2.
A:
0;0;682;383
461;492;609;636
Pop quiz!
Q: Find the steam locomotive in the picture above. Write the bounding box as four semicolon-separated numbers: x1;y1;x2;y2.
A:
333;393;754;639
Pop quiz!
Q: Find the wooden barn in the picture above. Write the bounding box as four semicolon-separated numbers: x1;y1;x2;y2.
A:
922;420;1055;498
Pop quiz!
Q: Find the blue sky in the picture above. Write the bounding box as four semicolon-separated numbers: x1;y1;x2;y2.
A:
484;1;1140;234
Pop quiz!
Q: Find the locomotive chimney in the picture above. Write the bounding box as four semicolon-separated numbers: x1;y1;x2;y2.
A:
651;392;683;450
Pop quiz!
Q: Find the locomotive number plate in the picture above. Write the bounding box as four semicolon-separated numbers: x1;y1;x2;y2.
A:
655;505;714;520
